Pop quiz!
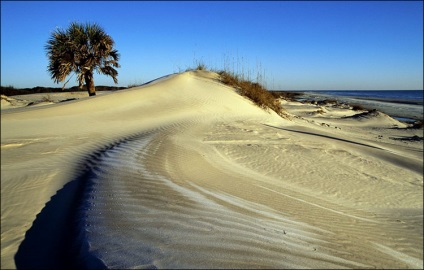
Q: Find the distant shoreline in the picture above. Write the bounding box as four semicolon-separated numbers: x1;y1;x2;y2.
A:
3;88;423;122
297;93;423;105
347;96;422;105
0;85;127;96
289;91;423;122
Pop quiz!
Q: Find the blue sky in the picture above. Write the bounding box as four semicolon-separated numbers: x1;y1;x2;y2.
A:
1;1;423;90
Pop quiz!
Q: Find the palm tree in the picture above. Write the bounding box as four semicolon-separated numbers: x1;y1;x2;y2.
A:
46;22;120;96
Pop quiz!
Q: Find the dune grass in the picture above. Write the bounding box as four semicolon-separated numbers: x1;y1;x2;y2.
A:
351;104;366;111
411;121;423;129
216;70;286;116
186;62;287;117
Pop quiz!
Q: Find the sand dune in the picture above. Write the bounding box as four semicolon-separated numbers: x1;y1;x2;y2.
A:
1;71;422;269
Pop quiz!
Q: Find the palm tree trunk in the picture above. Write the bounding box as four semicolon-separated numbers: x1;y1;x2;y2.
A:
85;72;96;96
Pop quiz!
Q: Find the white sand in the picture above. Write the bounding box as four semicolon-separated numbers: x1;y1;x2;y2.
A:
1;70;422;269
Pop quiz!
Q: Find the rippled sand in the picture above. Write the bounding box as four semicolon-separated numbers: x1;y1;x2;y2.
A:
2;71;423;269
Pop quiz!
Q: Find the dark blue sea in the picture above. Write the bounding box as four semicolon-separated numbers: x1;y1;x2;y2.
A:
305;90;423;104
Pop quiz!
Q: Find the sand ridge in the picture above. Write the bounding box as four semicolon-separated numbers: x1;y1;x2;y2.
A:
1;70;423;268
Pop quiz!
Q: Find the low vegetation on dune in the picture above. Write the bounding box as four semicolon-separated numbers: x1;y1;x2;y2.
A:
411;121;423;129
4;58;289;118
217;70;286;116
351;104;365;111
269;91;302;101
191;63;288;117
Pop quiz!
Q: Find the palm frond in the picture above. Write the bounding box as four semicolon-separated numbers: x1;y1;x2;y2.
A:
99;66;118;83
46;21;120;90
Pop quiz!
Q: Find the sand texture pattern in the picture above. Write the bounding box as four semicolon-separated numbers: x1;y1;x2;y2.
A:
1;71;423;269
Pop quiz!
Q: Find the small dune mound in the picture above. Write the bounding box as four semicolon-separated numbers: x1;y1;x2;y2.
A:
391;135;423;142
1;95;11;103
1;95;17;108
343;109;384;120
1;94;14;102
308;106;328;116
1;94;36;109
409;121;423;129
342;109;408;128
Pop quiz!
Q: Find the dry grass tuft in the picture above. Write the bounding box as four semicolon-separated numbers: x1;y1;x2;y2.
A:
270;91;301;101
410;121;423;129
195;63;207;71
217;70;286;117
351;104;365;111
41;95;54;103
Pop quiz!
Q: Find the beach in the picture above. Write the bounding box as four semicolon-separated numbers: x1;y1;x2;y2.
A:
293;91;423;121
1;70;423;269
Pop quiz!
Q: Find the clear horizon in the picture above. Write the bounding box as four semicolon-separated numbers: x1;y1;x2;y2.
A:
1;1;423;91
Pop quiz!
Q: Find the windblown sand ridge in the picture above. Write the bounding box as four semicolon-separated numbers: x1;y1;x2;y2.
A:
1;71;423;268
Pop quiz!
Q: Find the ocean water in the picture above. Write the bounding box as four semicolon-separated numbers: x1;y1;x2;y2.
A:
295;90;423;121
305;90;423;104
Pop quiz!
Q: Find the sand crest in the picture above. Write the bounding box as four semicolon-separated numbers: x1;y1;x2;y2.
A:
1;71;422;269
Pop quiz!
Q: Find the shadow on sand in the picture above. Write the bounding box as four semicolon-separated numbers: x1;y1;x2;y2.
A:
14;131;151;269
14;169;105;269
